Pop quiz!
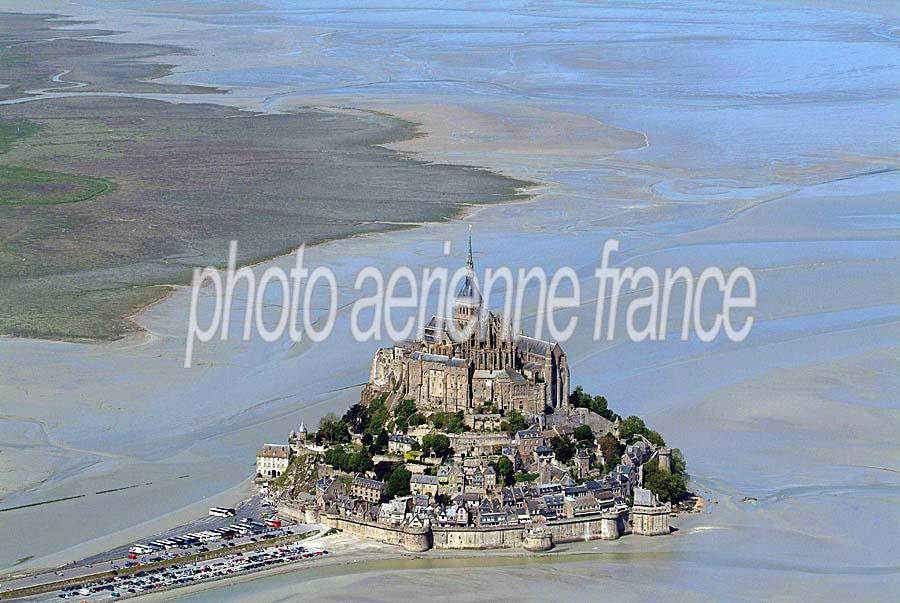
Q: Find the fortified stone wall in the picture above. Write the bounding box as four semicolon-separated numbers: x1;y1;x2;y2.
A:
549;513;628;542
320;514;432;552
307;509;637;552
277;501;320;525
432;511;627;550
631;504;671;536
432;525;526;549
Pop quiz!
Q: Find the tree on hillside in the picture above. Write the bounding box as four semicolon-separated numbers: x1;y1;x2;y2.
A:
342;403;370;433
365;396;391;435
393;399;418;433
642;451;688;503
318;413;350;444
386;466;412;498
324;446;347;470
568;386;620;422
574;424;595;448
349;448;374;473
671;448;687;475
496;455;515;486
408;412;426;427
550;435;575;463
591;394;618;422
373;460;395;481
432;411;466;433
504;410;528;434
324;446;373;474
368;428;389;455
620;415;665;446
569;385;592;408
422;433;451;459
598;433;623;468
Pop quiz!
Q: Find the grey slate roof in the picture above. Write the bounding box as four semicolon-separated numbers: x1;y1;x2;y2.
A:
353;476;386;491
409;350;467;367
257;444;290;458
516;335;552;356
410;474;439;485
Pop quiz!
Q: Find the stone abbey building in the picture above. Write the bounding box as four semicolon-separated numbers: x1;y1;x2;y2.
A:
363;233;570;419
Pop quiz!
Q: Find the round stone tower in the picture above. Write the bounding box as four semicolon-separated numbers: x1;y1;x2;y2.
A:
600;510;621;540
657;447;672;472
523;528;553;552
298;422;308;443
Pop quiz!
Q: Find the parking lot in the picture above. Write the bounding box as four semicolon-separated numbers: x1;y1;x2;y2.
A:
77;495;275;570
0;493;321;599
53;541;329;600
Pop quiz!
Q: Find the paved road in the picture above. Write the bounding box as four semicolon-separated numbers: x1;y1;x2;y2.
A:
1;495;293;594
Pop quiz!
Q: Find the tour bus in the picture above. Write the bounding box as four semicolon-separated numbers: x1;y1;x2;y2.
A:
191;531;219;543
264;518;282;529
128;545;155;555
188;532;210;543
208;507;236;518
170;536;193;548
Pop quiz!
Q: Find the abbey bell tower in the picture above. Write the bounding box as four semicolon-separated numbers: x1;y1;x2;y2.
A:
454;225;483;330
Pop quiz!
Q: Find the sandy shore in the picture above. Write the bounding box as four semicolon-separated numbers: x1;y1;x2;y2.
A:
137;513;711;603
135;533;409;603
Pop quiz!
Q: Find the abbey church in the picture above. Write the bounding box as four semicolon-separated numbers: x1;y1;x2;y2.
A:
363;232;570;420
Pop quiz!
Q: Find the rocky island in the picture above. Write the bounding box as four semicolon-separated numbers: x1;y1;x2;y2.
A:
256;237;691;552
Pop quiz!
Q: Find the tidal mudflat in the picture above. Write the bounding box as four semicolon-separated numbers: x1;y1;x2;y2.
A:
0;0;898;600
0;13;527;340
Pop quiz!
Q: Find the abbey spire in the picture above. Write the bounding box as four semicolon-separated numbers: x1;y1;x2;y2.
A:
467;223;474;271
455;226;483;327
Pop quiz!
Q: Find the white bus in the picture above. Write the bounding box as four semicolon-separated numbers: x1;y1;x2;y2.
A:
194;531;221;542
129;545;155;555
208;507;236;518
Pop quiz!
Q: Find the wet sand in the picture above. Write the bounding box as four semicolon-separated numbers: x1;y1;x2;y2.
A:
1;0;898;599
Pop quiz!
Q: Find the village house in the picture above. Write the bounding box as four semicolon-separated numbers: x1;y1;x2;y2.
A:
378;497;412;526
574;448;592;479
255;443;291;480
351;476;386;503
516;428;545;462
410;473;440;499
533;445;555;465
436;463;456;493
388;434;418;455
460;460;496;494
438;504;470;526
315;476;345;507
563;494;604;518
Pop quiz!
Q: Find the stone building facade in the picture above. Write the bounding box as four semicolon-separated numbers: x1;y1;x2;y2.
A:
631;487;671;536
363;234;570;420
351;476;387;503
256;444;291;479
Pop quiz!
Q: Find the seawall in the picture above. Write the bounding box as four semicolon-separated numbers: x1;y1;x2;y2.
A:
319;514;432;552
310;509;630;552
